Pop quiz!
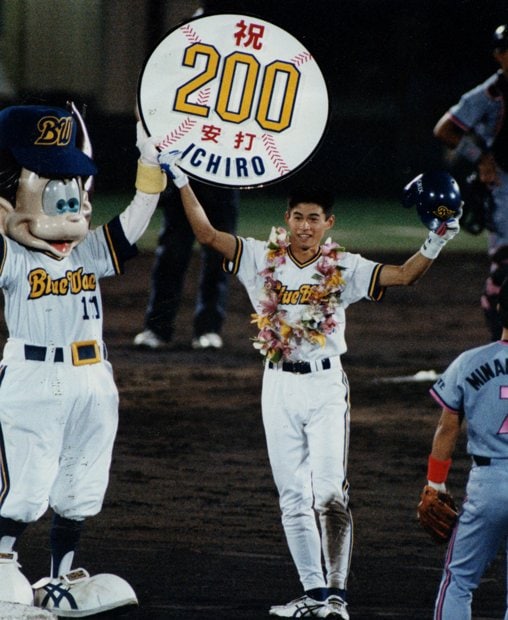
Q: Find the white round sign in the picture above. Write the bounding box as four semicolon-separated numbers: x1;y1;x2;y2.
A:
137;14;329;188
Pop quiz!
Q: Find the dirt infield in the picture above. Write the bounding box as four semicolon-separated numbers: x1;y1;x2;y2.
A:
9;249;507;619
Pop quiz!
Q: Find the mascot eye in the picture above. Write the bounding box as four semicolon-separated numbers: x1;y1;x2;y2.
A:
43;179;82;216
56;199;67;213
67;197;79;212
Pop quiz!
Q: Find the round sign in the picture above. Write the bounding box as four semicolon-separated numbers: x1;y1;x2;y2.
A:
137;14;329;189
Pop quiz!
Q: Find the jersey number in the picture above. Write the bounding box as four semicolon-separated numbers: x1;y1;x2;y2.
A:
174;43;300;132
81;296;100;320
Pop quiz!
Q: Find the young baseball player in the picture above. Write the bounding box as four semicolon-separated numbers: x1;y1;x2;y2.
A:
433;23;508;340
0;104;166;616
159;151;461;619
424;276;508;619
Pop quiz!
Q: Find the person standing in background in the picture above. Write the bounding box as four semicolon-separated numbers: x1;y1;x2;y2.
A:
434;24;508;340
134;1;240;351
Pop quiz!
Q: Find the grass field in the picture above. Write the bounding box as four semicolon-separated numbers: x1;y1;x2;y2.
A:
92;192;487;253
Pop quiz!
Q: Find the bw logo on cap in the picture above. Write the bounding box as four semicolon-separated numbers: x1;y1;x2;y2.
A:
0;105;97;177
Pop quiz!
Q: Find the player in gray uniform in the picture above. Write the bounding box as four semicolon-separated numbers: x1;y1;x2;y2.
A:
427;276;508;619
434;24;508;339
0;104;166;616
159;152;461;619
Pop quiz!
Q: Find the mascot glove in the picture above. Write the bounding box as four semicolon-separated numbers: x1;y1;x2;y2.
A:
136;121;160;167
420;218;460;259
158;149;189;188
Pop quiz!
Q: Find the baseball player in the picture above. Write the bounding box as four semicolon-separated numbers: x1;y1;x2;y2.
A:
433;24;508;340
426;276;508;619
0;104;166;616
159;152;461;619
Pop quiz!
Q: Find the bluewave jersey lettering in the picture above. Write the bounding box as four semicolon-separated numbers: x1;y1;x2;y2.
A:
28;267;97;299
276;281;325;305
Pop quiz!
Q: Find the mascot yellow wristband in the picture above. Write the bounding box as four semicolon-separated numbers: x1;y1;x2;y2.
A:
135;161;167;194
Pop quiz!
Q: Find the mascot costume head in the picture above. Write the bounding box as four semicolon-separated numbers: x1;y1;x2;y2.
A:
0;102;96;259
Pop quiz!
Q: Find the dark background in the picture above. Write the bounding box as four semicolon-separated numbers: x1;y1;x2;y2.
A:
89;0;508;198
8;0;507;199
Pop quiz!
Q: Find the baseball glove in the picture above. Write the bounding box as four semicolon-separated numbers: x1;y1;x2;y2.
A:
460;172;494;235
417;485;458;544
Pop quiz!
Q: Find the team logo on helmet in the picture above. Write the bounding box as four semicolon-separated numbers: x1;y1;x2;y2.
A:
434;205;455;219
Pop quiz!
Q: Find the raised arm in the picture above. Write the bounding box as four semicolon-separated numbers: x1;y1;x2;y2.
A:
118;122;166;245
434;112;499;186
379;171;462;287
159;150;237;261
378;218;460;287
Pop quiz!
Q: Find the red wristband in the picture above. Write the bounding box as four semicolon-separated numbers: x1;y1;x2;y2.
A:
427;454;452;483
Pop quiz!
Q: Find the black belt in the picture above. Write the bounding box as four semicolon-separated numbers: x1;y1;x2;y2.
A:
24;342;102;365
25;344;64;362
267;358;332;374
472;455;491;466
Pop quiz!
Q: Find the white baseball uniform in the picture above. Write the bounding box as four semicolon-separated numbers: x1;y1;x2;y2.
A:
225;236;385;592
0;191;158;523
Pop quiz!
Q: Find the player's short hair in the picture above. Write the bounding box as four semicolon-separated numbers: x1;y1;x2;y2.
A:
287;185;335;218
497;277;508;328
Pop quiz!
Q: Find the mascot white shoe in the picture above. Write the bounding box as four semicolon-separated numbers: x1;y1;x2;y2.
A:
0;551;33;605
32;568;137;617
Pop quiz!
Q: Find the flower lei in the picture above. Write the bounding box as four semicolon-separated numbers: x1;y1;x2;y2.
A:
251;226;345;362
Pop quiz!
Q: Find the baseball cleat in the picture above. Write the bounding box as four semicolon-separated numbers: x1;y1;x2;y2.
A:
326;595;349;619
191;332;223;349
32;568;138;617
0;551;33;605
269;594;330;618
133;328;166;349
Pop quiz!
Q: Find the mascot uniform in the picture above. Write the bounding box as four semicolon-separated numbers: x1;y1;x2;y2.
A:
0;103;166;616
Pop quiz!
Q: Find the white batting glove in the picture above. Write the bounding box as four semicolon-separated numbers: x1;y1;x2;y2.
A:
136;121;160;167
420;217;461;259
158;149;189;188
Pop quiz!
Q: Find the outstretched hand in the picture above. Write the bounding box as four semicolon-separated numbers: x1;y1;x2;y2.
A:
435;216;461;241
136;122;160;167
158;149;189;189
420;215;461;260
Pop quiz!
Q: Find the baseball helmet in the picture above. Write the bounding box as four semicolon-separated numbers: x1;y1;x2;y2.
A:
492;24;508;51
402;171;462;231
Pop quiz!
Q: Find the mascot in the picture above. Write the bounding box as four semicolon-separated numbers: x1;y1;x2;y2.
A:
0;103;165;616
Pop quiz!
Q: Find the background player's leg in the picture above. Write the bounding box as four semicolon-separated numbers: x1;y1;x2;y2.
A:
193;244;230;340
435;469;507;619
192;186;239;346
143;197;195;342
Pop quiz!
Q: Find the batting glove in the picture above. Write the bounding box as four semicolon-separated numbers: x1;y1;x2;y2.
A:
420;217;460;259
158;149;189;188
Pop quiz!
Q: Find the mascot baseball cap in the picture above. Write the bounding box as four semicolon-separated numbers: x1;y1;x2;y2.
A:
0;105;97;177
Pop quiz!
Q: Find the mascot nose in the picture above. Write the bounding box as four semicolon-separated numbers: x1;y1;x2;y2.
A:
56;198;79;213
